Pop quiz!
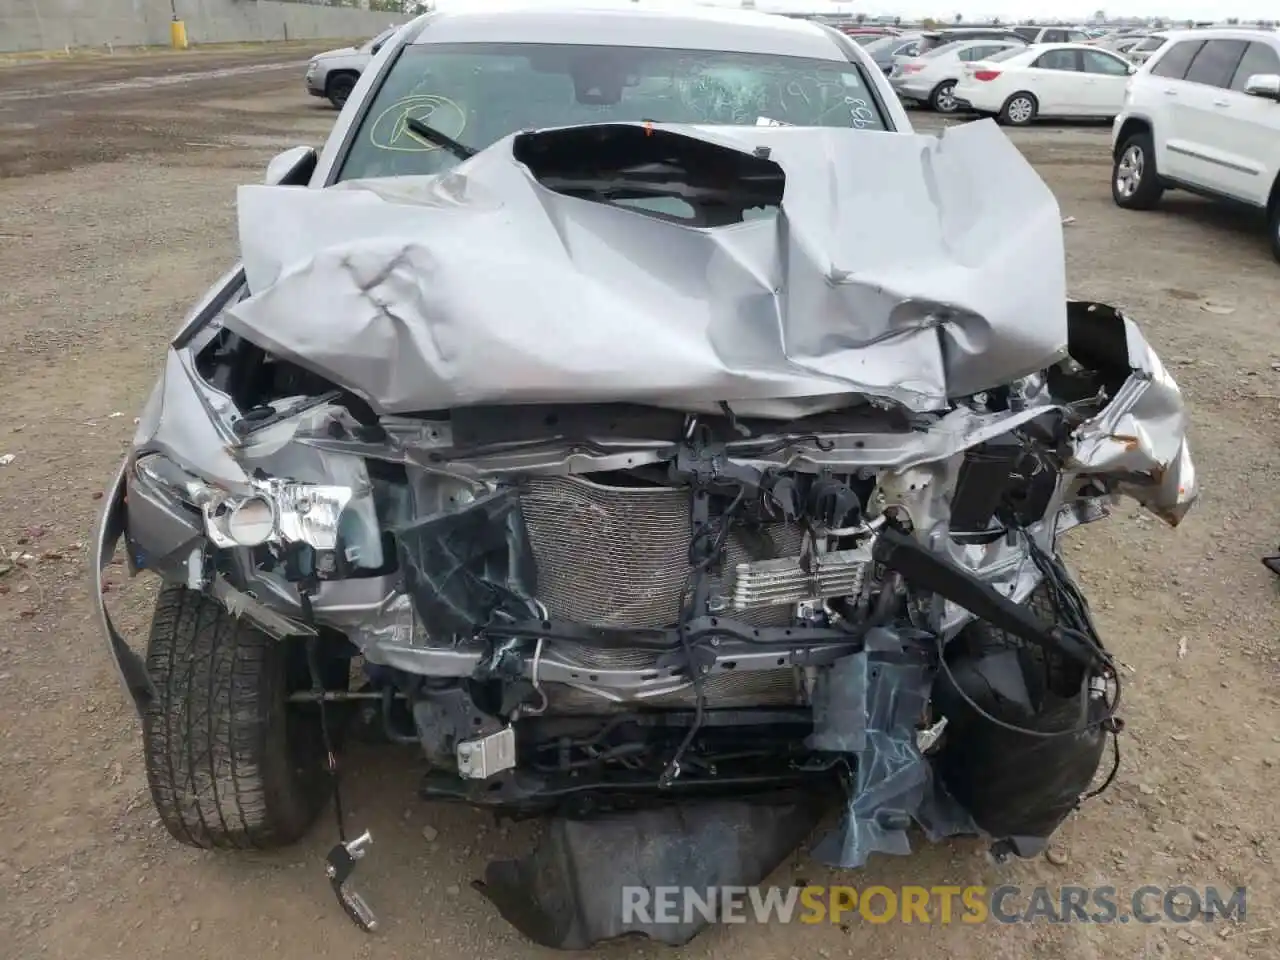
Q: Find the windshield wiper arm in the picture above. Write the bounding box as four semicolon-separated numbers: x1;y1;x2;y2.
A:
405;116;477;161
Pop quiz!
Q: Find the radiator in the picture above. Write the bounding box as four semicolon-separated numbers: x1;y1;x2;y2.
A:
519;475;804;629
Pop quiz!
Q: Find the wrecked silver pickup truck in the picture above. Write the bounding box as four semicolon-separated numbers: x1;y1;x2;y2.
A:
93;11;1196;950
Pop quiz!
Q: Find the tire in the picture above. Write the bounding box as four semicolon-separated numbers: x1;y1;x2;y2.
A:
932;579;1110;845
1268;199;1280;264
929;80;960;114
326;73;357;109
936;579;1093;746
998;92;1038;126
1112;131;1164;210
142;584;333;850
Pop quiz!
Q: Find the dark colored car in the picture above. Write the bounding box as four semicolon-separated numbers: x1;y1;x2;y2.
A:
864;31;928;73
917;26;1029;54
839;25;902;45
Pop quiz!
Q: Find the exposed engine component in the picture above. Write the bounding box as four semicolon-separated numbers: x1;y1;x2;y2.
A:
732;547;870;611
518;474;804;628
100;282;1196;952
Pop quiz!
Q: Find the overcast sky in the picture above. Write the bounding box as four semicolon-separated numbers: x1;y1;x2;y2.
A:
701;0;1274;21
431;0;1274;25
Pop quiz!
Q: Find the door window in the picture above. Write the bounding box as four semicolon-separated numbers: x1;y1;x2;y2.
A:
1032;49;1080;71
1083;50;1132;75
1182;39;1249;88
1150;40;1203;78
1229;41;1280;92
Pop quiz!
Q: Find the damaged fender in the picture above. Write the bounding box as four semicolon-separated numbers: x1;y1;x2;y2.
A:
1065;301;1197;526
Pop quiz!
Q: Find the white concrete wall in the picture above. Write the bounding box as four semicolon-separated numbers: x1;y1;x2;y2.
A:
0;0;398;53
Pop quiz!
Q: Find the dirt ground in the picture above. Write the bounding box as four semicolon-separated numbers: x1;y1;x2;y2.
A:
1;46;1278;960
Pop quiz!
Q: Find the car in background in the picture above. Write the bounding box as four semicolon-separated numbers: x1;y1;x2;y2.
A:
1126;32;1171;65
863;32;926;74
891;27;1026;74
305;25;400;108
916;26;1028;51
1111;27;1280;261
1092;34;1151;57
953;43;1135;125
1012;25;1093;44
842;27;901;46
890;37;1025;112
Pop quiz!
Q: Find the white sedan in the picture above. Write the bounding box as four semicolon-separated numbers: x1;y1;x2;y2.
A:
889;38;1026;113
952;43;1136;125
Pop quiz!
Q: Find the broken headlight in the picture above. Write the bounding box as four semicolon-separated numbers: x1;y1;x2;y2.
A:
266;482;354;551
134;453;355;551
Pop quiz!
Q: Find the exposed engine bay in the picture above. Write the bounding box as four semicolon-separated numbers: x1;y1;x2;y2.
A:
94;121;1198;948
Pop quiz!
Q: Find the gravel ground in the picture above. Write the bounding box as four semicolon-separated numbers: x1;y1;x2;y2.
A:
0;47;1277;960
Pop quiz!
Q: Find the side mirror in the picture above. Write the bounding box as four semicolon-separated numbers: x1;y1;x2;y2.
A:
371;42;384;55
1245;73;1280;100
1127;63;1137;74
265;146;318;187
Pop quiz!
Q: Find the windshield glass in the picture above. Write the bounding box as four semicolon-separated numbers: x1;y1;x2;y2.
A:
338;42;888;181
920;40;966;59
1133;36;1166;52
863;36;902;54
984;46;1026;63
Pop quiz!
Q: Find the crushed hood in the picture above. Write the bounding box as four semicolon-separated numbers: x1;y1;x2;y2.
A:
224;119;1068;416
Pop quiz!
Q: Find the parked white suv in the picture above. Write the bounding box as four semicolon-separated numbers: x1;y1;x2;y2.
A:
1111;28;1280;261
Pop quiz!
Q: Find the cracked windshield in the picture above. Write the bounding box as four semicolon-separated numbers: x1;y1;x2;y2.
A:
339;41;887;179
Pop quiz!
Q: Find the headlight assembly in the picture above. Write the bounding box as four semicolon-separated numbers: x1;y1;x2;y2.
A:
134;454;357;552
135;453;224;509
272;483;353;552
223;495;276;547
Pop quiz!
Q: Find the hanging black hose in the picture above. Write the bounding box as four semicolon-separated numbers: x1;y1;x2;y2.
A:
301;592;347;844
299;585;378;933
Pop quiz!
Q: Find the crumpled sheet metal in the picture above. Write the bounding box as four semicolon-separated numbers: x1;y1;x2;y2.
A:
134;348;250;488
224;120;1068;416
1067;304;1198;525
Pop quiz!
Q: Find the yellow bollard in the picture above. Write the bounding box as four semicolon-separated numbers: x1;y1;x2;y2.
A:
170;18;189;50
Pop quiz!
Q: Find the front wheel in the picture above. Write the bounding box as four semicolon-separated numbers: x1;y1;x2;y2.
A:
326;73;357;109
998;92;1038;126
1268;200;1280;264
929;81;960;114
142;584;336;850
1112;132;1164;210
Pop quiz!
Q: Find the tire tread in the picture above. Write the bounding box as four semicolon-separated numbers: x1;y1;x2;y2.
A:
142;584;321;851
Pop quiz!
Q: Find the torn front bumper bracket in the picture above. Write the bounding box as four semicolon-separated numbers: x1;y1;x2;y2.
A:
1263;549;1280;577
92;460;156;715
